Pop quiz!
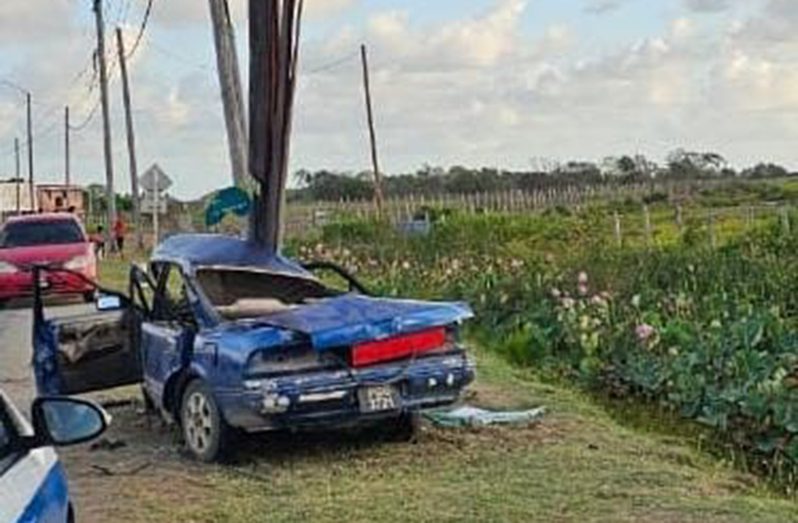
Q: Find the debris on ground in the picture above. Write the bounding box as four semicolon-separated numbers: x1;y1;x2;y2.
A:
90;438;128;452
423;405;546;428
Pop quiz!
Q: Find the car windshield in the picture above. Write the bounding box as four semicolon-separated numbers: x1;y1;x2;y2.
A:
0;219;85;248
196;268;334;320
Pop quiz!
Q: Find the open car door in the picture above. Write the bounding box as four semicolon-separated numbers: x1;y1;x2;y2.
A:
32;265;151;396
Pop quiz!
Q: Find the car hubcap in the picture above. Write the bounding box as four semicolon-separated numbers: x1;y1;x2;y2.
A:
185;392;213;453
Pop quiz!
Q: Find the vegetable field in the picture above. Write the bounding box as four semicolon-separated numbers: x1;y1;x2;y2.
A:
287;198;798;489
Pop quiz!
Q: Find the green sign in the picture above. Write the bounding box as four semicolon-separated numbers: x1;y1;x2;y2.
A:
205;187;252;228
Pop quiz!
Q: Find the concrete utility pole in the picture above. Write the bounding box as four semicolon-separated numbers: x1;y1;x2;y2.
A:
14;138;20;214
116;27;143;251
209;0;248;189
152;182;159;246
26;92;34;210
360;44;385;217
64;106;70;188
94;0;117;249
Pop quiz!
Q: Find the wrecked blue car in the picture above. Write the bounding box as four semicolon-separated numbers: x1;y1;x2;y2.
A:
33;235;475;461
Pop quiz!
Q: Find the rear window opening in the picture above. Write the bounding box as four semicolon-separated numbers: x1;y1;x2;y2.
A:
0;219;85;248
197;268;335;321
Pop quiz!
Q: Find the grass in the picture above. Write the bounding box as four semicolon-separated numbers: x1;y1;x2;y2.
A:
88;224;798;522
105;348;797;523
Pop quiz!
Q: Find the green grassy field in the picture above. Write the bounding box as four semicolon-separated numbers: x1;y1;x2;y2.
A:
88;189;798;521
100;348;797;523
91;260;798;522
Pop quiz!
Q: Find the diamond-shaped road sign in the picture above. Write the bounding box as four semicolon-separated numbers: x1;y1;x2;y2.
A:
139;164;173;193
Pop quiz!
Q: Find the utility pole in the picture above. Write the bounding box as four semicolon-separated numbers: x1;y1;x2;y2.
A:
64;106;70;187
248;0;304;251
116;27;143;251
94;0;117;249
209;0;248;189
152;181;159;246
14;138;20;214
94;0;116;250
360;44;385;217
26;92;34;210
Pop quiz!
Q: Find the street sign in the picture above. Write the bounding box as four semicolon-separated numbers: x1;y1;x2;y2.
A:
205;186;251;227
141;191;168;215
140;164;173;193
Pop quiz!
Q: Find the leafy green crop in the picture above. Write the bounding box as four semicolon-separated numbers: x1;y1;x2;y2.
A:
287;207;798;487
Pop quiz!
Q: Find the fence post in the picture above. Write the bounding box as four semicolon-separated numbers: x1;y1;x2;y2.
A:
643;204;653;248
781;206;791;235
746;206;754;229
613;211;622;248
707;210;717;249
675;204;684;234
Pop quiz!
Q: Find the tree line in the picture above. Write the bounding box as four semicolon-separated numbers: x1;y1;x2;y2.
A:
289;150;794;203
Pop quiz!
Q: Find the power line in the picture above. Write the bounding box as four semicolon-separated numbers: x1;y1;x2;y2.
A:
69;98;101;132
305;51;359;75
126;0;154;59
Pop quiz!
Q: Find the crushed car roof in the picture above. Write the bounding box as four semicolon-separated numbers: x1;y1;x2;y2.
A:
152;234;313;276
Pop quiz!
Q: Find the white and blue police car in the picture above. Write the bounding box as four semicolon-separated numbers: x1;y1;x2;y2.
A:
0;391;108;523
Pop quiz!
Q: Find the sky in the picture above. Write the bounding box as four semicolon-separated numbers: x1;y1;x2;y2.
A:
0;0;796;199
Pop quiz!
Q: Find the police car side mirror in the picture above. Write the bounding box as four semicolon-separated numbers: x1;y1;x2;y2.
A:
30;397;109;447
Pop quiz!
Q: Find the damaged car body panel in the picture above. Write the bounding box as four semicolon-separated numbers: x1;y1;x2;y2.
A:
32;234;475;460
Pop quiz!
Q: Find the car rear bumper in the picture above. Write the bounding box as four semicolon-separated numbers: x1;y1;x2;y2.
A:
0;269;95;300
217;352;476;432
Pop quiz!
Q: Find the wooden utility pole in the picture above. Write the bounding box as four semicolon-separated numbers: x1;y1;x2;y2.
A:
64;107;70;202
14;138;20;214
248;0;304;251
116;27;143;251
94;0;117;249
209;0;248;189
26;92;34;210
360;44;385;217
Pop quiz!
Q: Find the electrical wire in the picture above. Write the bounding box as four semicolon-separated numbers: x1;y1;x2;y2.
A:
126;0;154;59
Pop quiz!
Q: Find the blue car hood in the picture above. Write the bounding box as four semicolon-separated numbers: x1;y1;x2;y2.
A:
254;294;473;350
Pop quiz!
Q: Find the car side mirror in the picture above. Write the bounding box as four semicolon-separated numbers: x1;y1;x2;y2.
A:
96;294;123;312
31;397;109;447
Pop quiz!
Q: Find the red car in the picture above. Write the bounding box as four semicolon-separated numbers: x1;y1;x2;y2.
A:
0;213;97;306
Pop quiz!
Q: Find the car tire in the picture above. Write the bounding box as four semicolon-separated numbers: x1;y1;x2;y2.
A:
82;291;96;304
0;299;7;310
180;380;231;463
386;410;421;442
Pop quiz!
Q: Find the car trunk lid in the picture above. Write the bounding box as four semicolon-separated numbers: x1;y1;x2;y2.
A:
250;294;472;351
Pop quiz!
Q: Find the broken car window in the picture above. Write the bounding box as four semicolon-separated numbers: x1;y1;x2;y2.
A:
196;269;334;320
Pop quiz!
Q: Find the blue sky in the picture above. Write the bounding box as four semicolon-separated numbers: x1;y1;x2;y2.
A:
0;0;796;199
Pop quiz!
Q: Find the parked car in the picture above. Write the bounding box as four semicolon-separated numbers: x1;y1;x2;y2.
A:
0;213;97;307
32;234;475;462
0;390;109;523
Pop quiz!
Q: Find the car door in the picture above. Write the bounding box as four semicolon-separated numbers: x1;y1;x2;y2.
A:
32;266;144;396
140;263;197;409
0;392;69;523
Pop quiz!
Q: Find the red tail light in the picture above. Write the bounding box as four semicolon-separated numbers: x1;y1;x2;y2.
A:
351;328;447;368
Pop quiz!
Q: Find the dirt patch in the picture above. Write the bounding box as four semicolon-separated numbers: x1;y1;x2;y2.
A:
60;391;560;522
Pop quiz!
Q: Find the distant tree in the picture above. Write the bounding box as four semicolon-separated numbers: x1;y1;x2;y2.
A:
741;163;789;179
666;149;727;179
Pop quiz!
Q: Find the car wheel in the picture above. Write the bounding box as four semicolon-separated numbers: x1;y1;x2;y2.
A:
386;410;420;442
180;380;231;462
82;291;96;304
0;299;7;310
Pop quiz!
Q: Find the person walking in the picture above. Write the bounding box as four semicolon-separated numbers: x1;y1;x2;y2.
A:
113;216;127;256
90;225;106;260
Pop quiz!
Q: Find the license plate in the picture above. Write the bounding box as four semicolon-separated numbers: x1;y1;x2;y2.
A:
358;386;399;413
